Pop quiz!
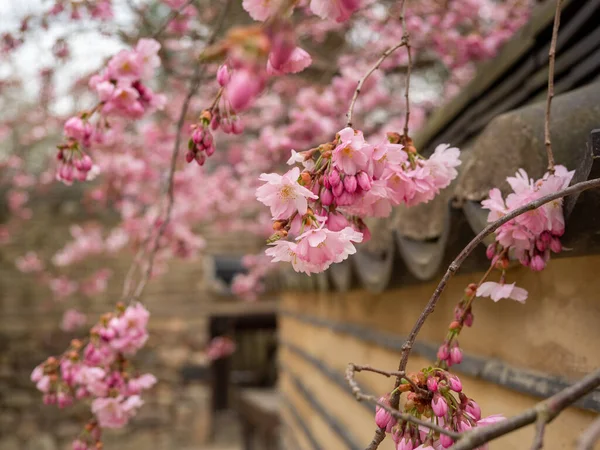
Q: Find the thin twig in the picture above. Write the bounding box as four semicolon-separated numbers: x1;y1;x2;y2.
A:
577;415;600;450
544;0;563;174
450;368;600;450
400;0;411;138
153;0;195;38
346;364;460;440
395;177;600;376
352;364;428;397
345;40;406;128
531;418;546;450
129;0;232;301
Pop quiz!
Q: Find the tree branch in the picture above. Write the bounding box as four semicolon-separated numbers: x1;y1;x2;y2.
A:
544;0;563;173
128;0;232;301
345;40;406;128
577;415;600;450
395;177;600;375
400;0;411;138
346;363;461;440
450;368;600;450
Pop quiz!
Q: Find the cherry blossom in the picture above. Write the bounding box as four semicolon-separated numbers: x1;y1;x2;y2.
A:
476;281;528;303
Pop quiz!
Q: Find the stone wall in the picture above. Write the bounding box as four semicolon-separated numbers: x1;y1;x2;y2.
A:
278;254;600;450
0;188;264;450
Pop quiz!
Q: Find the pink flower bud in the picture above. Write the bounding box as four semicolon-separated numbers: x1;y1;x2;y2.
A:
205;144;215;157
202;132;213;147
57;391;73;408
439;431;454;448
79;155;93;172
328;169;341;186
217;64;230;87
466;399;481;421
185;151;194;163
227;69;263;112
427;377;438;392
72;439;88;450
268;30;296;71
431;392;448;417
357;171;372;191
437;343;450;361
375;395;396;432
449;346;463;366
530;254;545;271
210;115;220;130
43;393;57;405
343;174;357;193
536;238;546;252
321;189;334;206
192;128;204;145
550;237;562;253
485;243;496;260
447;374;462;392
397;435;414;450
519;252;530;267
195;152;206;166
540;230;552;244
332;181;345;197
336;191;355;206
232;119;244;135
464;311;474;327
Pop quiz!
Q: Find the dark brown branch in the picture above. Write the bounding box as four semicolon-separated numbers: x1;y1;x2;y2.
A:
544;0;563;173
395;177;600;375
346;363;460;440
365;428;387;450
129;0;232;300
577;415;600;450
450;368;600;450
352;364;428;397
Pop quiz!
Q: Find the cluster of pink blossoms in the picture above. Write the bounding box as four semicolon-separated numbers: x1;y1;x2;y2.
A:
56;38;165;185
482;165;574;271
375;369;504;450
205;336;237;361
243;0;361;23
49;0;114;21
188;18;312;166
256;128;461;274
31;303;155;450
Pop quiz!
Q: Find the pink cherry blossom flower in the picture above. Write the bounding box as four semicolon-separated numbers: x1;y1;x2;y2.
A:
242;0;280;21
332;127;372;175
15;251;44;273
267;47;312;75
431;392;448;417
75;366;107;397
128;374;157;395
310;0;361;22
256;167;318;219
293;225;363;273
61;309;87;332
425;144;461;190
107;50;142;81
476;282;528;303
206;336;237;360
91;395;143;429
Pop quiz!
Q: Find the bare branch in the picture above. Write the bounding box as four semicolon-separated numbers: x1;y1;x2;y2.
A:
577;415;600;450
346;363;460;440
531;417;546;450
450;368;600;450
153;0;195;39
352;364;428;397
400;0;411;138
345;40;406;128
365;429;387;450
128;0;232;301
544;0;563;173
